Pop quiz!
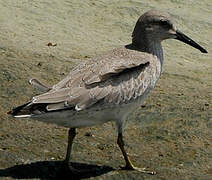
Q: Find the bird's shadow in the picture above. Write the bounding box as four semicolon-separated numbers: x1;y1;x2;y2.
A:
0;161;115;180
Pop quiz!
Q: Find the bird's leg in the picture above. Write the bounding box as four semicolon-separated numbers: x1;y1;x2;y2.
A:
117;133;133;169
64;128;79;172
64;128;98;173
65;128;76;162
117;133;156;175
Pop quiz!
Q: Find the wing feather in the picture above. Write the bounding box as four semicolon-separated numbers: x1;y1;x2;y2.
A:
52;47;153;90
30;47;160;112
32;88;71;104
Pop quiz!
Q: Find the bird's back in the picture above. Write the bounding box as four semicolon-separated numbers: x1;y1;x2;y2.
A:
10;46;161;127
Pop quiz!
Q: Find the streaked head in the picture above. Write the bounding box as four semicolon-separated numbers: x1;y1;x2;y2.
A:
132;10;207;53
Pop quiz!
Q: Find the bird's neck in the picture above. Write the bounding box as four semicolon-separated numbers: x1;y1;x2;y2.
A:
147;41;164;70
130;36;164;68
138;41;164;66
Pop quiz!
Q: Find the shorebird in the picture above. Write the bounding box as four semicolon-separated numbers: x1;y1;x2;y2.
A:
9;10;207;174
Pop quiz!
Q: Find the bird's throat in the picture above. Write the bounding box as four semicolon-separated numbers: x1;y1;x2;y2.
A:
146;41;164;67
133;39;164;69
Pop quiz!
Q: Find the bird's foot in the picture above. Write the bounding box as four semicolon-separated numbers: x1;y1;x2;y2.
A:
121;164;156;175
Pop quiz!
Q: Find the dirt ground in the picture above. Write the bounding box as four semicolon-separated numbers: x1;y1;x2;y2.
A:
0;0;211;179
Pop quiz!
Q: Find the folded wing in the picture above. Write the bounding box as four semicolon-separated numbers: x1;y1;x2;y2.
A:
29;47;159;113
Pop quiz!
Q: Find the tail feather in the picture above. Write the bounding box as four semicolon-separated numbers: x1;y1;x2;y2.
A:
8;102;32;116
8;102;47;117
8;101;74;118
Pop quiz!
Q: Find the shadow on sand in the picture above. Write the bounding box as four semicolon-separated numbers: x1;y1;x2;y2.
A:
0;161;115;180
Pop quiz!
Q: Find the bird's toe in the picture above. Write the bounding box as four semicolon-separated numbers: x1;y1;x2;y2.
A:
121;165;156;175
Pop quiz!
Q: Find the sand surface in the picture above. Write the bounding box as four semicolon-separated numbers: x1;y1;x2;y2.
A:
0;0;211;179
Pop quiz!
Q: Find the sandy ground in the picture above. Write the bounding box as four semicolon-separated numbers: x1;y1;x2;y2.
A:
0;0;211;179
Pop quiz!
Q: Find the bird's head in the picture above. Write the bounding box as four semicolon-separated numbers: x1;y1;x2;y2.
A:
132;9;207;53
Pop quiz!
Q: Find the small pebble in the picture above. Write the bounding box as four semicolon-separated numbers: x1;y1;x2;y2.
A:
37;62;42;66
47;42;57;47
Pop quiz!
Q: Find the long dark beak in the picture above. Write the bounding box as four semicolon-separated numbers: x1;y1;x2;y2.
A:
175;30;207;53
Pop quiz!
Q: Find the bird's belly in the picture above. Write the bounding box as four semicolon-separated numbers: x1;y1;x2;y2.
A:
31;107;123;128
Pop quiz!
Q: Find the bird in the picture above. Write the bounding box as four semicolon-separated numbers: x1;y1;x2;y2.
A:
8;9;207;174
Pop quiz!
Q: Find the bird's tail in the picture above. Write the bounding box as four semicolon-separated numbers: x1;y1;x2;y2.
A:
7;102;32;117
8;78;52;117
8;101;49;118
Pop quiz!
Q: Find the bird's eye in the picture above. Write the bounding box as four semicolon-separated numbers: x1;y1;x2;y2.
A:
160;20;167;25
159;20;172;28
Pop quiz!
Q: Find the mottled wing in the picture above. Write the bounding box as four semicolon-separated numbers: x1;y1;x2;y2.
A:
32;47;160;112
103;59;160;105
51;47;152;89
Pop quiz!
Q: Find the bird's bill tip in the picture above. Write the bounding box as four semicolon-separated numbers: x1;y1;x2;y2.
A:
200;48;208;53
175;30;208;53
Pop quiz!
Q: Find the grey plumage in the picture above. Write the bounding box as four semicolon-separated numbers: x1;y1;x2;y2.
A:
31;48;160;111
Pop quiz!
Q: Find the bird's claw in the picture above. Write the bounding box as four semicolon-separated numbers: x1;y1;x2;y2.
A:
120;165;156;175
